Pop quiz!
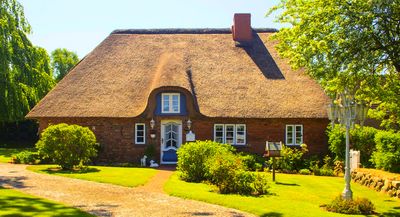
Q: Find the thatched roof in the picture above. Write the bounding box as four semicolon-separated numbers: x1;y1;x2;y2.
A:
27;29;329;119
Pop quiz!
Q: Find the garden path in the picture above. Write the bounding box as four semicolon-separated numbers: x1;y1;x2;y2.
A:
0;163;253;217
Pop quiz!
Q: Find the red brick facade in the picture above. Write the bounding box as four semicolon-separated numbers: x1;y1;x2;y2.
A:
37;116;329;164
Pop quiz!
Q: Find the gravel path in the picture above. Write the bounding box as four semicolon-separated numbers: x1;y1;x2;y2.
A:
0;163;254;217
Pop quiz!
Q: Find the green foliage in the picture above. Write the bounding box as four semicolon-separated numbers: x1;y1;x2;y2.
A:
12;150;39;164
238;152;264;171
206;153;269;195
177;140;234;182
177;141;269;195
51;48;79;81
270;144;308;172
327;125;346;161
268;0;400;130
0;0;55;122
36;124;98;170
325;196;375;215
206;153;246;194
371;131;400;172
328;125;378;167
299;169;311;175
311;155;335;176
144;143;156;160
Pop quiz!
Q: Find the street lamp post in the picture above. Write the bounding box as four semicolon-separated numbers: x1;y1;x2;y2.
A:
327;91;368;200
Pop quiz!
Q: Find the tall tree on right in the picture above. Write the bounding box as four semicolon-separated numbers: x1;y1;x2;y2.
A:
51;48;79;82
269;0;400;130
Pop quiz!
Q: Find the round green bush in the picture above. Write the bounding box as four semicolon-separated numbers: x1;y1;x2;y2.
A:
36;123;98;170
177;140;234;182
206;153;269;195
325;196;375;215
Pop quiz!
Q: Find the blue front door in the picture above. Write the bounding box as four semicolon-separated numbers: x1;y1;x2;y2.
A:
161;120;182;164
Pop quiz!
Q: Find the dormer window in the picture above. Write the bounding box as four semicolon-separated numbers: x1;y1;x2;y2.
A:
162;93;180;113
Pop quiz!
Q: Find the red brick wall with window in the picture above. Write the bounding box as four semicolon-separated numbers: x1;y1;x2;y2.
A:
36;117;329;163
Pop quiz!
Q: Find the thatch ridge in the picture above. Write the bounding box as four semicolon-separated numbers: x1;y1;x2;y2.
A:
111;28;278;35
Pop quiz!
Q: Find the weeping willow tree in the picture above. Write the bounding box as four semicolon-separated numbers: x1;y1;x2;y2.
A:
0;0;54;122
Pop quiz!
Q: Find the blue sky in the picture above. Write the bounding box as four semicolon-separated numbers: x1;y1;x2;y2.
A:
19;0;283;58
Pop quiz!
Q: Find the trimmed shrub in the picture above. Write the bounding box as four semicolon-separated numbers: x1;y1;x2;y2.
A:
238;152;264;171
12;150;40;164
177;140;234;182
371;131;400;173
299;168;312;175
206;153;269;195
325;196;375;215
270;144;308;172
36;123;98;170
327;125;378;167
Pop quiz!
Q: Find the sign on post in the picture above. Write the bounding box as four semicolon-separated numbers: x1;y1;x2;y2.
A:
264;141;283;182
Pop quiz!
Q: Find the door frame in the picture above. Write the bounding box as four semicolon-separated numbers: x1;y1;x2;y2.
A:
160;119;182;164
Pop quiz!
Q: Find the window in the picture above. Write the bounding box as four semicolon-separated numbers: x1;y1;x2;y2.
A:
213;124;246;145
235;124;246;145
214;124;224;143
162;93;180;113
135;123;146;144
225;124;235;144
286;124;303;146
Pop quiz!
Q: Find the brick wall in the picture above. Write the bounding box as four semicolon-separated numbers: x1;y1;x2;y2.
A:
37;117;329;164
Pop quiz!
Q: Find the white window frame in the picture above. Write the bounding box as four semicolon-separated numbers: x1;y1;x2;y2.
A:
135;123;146;144
235;124;246;145
161;93;180;113
286;124;303;146
214;124;225;143
213;124;246;146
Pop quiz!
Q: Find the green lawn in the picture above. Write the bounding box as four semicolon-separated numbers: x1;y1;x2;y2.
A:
0;148;33;163
27;165;158;187
165;172;400;217
0;187;92;217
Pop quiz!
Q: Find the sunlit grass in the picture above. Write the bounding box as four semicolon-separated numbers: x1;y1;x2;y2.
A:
165;172;400;217
27;165;158;187
0;187;92;217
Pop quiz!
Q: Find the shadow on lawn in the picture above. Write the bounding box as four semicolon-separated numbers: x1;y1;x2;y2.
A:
43;167;100;174
275;181;299;187
260;211;283;217
0;194;90;216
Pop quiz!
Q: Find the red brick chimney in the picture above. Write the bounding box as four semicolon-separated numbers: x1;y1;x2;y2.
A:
232;13;253;45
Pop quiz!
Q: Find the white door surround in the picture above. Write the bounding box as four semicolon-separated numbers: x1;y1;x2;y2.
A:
160;120;182;164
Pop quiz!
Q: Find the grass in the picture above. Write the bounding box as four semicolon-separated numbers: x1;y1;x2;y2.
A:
0;187;92;217
165;172;400;217
27;165;158;187
0;147;33;163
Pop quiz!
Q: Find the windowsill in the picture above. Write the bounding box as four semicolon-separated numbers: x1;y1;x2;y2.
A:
134;143;147;146
286;144;301;146
232;144;246;146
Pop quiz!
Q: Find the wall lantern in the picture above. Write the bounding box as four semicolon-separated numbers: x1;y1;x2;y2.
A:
187;119;192;131
150;118;156;139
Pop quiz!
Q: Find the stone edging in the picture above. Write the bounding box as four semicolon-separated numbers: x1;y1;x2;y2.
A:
352;170;400;198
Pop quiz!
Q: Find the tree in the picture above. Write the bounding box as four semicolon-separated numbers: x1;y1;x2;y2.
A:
0;0;55;122
51;48;79;81
268;0;400;129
